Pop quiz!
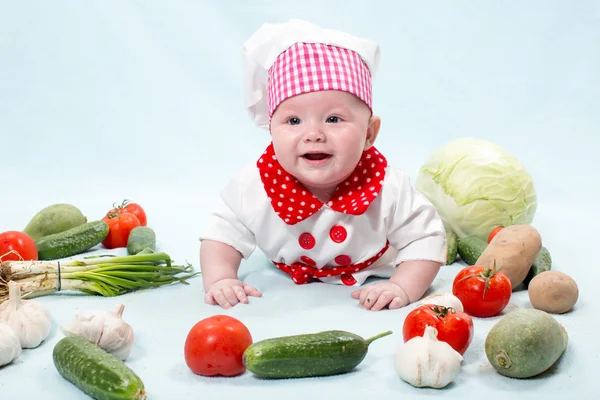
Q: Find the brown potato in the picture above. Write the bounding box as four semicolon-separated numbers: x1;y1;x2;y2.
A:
475;224;542;288
528;271;579;314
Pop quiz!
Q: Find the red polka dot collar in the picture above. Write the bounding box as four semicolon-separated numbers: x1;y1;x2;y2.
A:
257;143;388;225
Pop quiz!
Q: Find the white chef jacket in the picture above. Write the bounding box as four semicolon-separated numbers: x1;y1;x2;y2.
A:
199;144;447;286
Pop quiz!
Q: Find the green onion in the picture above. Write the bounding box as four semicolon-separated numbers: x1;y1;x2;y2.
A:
0;252;199;303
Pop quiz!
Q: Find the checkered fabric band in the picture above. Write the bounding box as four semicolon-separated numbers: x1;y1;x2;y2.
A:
267;42;373;119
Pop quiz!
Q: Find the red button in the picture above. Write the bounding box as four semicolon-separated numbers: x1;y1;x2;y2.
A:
334;255;352;266
329;225;347;243
300;256;316;266
298;233;316;250
341;273;357;286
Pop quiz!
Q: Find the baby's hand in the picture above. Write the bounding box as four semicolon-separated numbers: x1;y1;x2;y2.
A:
351;281;410;311
204;278;262;309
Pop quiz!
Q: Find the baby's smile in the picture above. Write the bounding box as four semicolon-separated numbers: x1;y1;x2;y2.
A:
302;152;331;161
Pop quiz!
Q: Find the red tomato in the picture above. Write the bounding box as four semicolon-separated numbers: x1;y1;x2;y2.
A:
106;200;147;226
452;264;512;318
0;231;38;261
184;315;253;377
101;212;141;249
403;304;474;355
122;202;147;226
488;226;504;243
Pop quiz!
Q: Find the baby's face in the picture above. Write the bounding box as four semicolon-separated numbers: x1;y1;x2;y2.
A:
270;90;376;193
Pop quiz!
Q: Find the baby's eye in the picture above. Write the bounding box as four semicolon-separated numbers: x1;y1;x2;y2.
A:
326;116;340;123
288;117;301;125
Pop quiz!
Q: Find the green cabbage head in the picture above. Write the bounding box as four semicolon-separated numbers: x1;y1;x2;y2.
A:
415;138;537;240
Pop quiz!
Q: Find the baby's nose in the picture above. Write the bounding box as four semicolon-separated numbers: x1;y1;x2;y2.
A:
303;126;326;142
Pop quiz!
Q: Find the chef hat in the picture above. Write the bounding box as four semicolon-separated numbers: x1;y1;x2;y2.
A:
243;19;381;130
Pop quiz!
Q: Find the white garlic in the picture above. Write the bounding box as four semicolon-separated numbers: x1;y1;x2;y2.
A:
61;303;134;360
0;281;52;348
420;292;464;312
0;322;22;367
394;325;463;389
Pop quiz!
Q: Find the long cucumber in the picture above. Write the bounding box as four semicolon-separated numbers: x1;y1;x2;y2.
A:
242;329;392;378
36;221;109;260
53;336;146;400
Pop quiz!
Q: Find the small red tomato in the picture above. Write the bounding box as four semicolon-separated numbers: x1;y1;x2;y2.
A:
106;199;147;226
101;212;141;249
488;226;504;243
184;315;253;377
0;231;38;261
452;263;512;318
403;304;474;355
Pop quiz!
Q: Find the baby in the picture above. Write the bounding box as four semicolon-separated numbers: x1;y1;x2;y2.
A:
199;19;446;311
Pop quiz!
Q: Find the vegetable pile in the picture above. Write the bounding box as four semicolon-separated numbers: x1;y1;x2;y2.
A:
395;137;578;388
0;199;197;304
450;223;578;316
0;198;195;399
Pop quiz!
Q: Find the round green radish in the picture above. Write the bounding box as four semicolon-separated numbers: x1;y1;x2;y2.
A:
485;309;568;378
23;204;87;241
127;226;156;255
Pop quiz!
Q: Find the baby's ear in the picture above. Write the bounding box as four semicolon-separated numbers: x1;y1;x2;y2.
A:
364;115;381;149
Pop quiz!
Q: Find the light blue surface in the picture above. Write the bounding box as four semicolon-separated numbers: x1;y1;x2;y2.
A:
1;1;598;399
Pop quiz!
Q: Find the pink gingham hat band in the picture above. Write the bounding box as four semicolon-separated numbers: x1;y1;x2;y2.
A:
267;42;373;119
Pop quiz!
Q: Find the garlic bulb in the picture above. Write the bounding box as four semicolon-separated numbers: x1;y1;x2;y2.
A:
0;281;52;348
0;322;22;367
420;292;464;312
61;303;134;360
394;325;463;388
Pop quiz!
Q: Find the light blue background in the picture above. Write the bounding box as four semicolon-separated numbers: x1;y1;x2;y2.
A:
1;1;598;399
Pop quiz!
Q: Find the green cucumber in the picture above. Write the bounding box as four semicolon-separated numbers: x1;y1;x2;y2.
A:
485;309;568;378
242;329;392;379
457;236;488;265
36;221;109;260
446;228;458;265
23;203;87;241
127;226;156;255
522;246;552;288
53;336;146;400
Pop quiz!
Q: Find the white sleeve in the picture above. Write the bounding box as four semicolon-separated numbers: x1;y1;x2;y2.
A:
385;170;447;265
199;176;257;260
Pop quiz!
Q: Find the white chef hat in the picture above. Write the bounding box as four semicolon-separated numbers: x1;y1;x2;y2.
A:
242;19;381;130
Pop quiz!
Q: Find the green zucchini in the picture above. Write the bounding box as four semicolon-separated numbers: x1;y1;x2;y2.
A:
53;336;146;400
457;236;488;265
127;226;156;255
36;221;109;260
522;246;552;288
242;329;392;379
445;228;458;265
